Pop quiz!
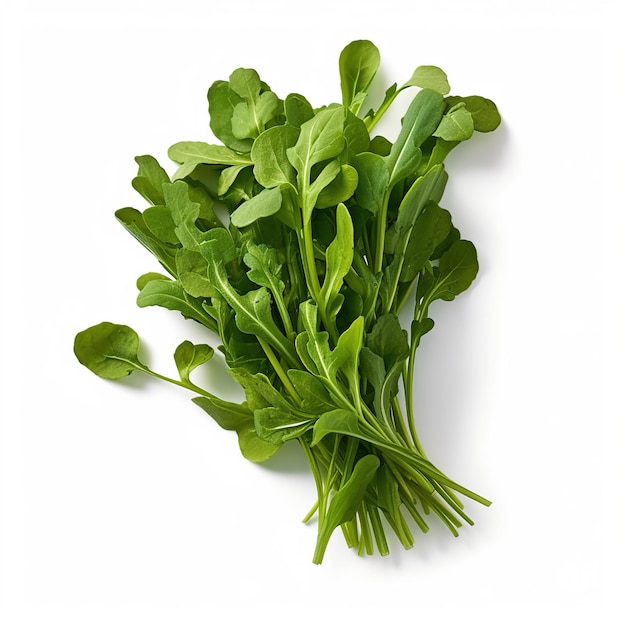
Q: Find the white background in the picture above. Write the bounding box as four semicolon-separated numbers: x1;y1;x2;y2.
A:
2;0;625;623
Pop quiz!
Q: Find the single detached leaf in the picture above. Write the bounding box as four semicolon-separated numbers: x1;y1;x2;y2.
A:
339;40;381;113
74;322;146;380
403;65;450;95
174;340;214;383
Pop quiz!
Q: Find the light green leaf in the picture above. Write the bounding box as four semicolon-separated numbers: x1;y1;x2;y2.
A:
352;152;389;215
230;186;283;228
315;164;358;208
339;40;380;113
433;103;474;141
445;95;501;132
284;92;315;127
319;203;354;316
143;205;178;244
403;65;450;95
207;79;253;153
74;322;146;380
251;125;299;189
168;142;253;167
131;155;170;206
174;340;214;383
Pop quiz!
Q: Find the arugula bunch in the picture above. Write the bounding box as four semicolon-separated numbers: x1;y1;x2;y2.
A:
74;40;500;564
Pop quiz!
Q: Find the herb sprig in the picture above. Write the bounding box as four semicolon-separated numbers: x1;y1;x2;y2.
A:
74;40;500;563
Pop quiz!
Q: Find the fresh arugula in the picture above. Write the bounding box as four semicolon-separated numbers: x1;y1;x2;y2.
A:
74;40;500;564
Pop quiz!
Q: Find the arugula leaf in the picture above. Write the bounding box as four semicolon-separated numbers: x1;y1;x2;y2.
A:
339;40;380;114
74;322;146;380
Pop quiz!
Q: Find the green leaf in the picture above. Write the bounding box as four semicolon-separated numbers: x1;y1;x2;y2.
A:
131;155;171;206
143;205;179;244
287;107;346;216
243;241;284;293
230;186;283;228
287;369;337;414
352;152;389;215
207;79;253;153
174;340;214;383
228;68;281;139
400;203;452;282
284;92;315;128
433;103;474;141
312;454;380;564
445;95;501;132
311;409;363;445
192;396;281;462
115;207;177;275
319;203;354;318
74;322;146;380
136;278;214;326
429;239;479;302
315;164;358;208
217;165;250;196
339;40;380;114
136;272;169;290
366;314;410;369
168;141;253;167
386;89;445;186
403;65;450;95
251;125;299;189
254;407;314;444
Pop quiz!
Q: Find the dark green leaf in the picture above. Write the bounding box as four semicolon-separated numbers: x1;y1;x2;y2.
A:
386;89;445;186
429;240;479;302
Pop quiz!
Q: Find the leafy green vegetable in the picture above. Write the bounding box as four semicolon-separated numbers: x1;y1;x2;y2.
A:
74;40;500;564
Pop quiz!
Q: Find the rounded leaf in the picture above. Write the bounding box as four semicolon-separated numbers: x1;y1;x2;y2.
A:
74;322;144;380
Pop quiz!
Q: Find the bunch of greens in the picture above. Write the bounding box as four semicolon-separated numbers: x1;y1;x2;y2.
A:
74;40;500;564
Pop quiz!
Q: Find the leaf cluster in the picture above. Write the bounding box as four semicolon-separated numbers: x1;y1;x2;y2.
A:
74;41;500;564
